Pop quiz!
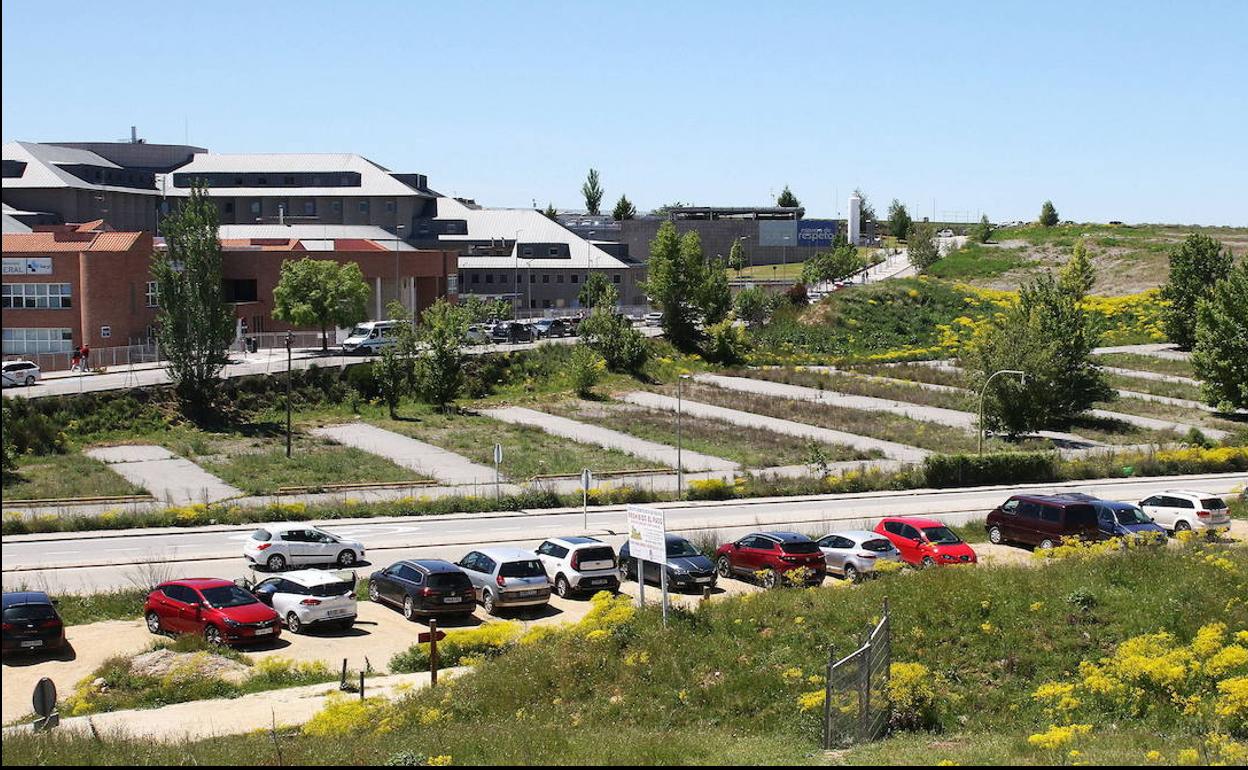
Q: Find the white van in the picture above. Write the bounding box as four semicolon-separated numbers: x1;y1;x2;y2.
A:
341;320;401;355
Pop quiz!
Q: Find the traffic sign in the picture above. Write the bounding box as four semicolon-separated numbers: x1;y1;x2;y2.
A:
32;678;56;718
417;630;447;644
493;443;503;465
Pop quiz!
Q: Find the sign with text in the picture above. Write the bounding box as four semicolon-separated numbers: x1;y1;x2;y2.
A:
796;219;839;248
3;257;53;275
626;505;666;563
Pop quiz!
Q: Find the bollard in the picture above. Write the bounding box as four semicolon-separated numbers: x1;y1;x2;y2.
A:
360;671;365;701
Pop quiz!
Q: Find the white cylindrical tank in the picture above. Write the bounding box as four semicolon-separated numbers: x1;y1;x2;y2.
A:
848;194;861;245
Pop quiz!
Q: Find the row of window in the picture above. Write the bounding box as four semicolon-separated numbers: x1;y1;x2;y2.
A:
2;283;72;309
173;172;363;189
461;272;623;286
222;198;397;217
2;327;74;354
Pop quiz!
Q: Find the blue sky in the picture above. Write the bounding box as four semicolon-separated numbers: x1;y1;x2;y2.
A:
3;0;1245;224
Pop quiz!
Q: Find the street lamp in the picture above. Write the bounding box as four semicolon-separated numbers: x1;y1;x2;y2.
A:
676;374;691;498
512;229;525;320
978;369;1026;454
285;331;293;458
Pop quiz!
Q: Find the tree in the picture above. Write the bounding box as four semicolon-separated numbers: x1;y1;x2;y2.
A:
887;199;912;240
150;181;235;414
733;286;774;326
1191;261;1248;411
578;272;615;309
698;256;732;326
853;188;876;233
463;295;511;323
1058;238;1096;299
967;273;1112;434
611;194;636;221
578;290;649;374
801;243;865;285
1039;200;1059;227
907;222;940;269
542;203;558;221
568;345;607;398
970;214;994;244
727;237;748;273
643;222;705;351
776;185;800;208
1161;234;1234;350
582;168;604;216
373;343;411;420
413;299;470;409
272;258;371;352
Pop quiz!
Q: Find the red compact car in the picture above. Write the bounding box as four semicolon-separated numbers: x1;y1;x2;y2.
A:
715;531;827;588
874;517;977;567
144;578;281;645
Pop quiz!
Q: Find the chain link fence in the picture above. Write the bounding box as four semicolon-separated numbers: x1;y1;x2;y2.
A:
823;598;891;749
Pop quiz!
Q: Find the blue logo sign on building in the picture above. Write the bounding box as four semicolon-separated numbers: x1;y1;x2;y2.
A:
795;220;838;249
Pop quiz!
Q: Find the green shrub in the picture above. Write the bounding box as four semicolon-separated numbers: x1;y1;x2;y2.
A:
923;452;1059;488
567;345;606;398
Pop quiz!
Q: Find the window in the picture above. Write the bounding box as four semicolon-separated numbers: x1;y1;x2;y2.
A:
548;247;559;256
146;281;159;308
471;274;480;284
331;200;342;213
385;200;396;213
2;283;73;309
556;274;564;283
2;327;74;354
303;200;316;216
570;274;579;284
542;274;550;284
447;275;458;294
224;201;234;214
222;279;258;303
529;274;536;283
613;274;621;284
359;200;370;214
249;200;262;216
522;247;534;257
485;274;494;284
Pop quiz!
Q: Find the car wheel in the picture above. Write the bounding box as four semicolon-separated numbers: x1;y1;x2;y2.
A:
761;569;780;589
555;574;572;599
24;375;35;386
204;625;223;646
482;590;498;616
368;581;380;603
1174;520;1191;533
988;526;1004;545
921;556;936;568
145;611;163;635
716;556;732;578
266;553;286;572
286;612;303;634
403;596;415;620
1038;538;1056;550
337;550;356;567
843;564;860;583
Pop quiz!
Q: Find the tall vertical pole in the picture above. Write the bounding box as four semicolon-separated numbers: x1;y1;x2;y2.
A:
429;617;439;687
285;332;293;458
637;557;645;608
660;561;669;627
676;375;684;499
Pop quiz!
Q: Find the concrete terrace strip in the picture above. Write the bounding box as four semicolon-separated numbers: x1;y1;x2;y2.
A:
799;366;968;394
310;423;497;485
481;406;739;472
622;391;930;464
1093;343;1192;361
1116;389;1239;415
83;445;242;505
1101;366;1202;387
1088;408;1229;441
693;372;980;430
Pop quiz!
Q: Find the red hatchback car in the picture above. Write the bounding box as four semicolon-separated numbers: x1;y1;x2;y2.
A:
715;531;827;588
144;578;281;645
874;517;977;567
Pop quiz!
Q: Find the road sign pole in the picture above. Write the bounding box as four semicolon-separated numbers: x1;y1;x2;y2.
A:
581;468;592;530
660;559;669;627
493;443;503;501
637;557;645;608
429;617;439;687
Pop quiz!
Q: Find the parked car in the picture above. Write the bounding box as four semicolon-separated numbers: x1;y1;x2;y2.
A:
490;321;535;344
816;530;902;582
535;536;619;598
1;591;66;653
341;320;402;355
1;360;41;388
243;523;365;571
618;534;717;591
144;578;280;645
250;569;357;633
532;318;572;339
368;559;476;620
875;517;977;567
466;324;491;345
985;494;1104;549
1089;500;1168;540
455;547;551;615
714;532;826;588
643;312;663;327
1139;490;1231;535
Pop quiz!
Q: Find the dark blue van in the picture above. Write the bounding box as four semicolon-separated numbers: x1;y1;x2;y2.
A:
1092;500;1167;539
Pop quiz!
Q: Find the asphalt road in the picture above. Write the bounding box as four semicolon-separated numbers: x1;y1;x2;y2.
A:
5;472;1242;593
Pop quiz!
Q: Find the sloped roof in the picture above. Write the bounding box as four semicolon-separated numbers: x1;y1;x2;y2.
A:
2;230;143;253
217;224;419;251
1;141;163;196
170;152;431;198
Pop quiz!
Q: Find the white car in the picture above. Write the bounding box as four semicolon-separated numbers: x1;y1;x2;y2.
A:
1138;490;1231;535
1;360;41;388
250;569;357;633
244;523;365;571
535;536;620;598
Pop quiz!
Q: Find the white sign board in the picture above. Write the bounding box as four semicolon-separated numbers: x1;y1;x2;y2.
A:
3;257;53;275
626;505;666;563
493;443;503;465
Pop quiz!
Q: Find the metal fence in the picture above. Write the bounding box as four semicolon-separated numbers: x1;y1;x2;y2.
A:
12;339;162;374
822;598;891;749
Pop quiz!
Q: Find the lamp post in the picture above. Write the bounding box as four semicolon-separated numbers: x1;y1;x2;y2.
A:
978;369;1026;454
512;228;525;320
285;331;293;458
676;374;690;498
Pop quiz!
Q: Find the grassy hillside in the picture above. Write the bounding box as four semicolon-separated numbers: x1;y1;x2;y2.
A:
7;541;1245;765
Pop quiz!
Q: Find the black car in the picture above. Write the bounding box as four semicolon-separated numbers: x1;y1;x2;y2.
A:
2;591;67;653
490;322;535;344
368;559;476;620
619;534;717;592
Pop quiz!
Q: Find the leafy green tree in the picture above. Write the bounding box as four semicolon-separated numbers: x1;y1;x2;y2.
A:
970;214;994;244
643;222;706;351
733;286;774;326
578;272;615;309
967;273;1112;434
0;404;17;480
542;203;558;221
462;295;511;323
612;194;636;221
578;293;649;374
582;168;604;216
776;185;800;208
568;345;607;398
1161;233;1235;349
887;199;912;240
907;222;941;269
272;258;371;352
727;237;748;273
150;181;235;414
1039;200;1059;227
1058;238;1096;299
698;256;732;326
1191;261;1248;410
704;318;751;365
801;243;865;285
413;299;470;409
373;343;411;420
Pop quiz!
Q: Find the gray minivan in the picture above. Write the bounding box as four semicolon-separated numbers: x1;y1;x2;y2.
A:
455;547;551;615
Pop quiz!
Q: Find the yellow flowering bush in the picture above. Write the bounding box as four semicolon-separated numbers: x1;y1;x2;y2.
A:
888;661;948;731
1027;723;1092;751
302;693;391;737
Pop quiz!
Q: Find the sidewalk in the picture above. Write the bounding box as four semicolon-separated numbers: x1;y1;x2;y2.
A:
311;423;497;485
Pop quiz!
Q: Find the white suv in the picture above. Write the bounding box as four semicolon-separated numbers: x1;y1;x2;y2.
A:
1;360;40;388
1139;490;1231;535
250;569;358;633
243;523;365;571
535;536;620;598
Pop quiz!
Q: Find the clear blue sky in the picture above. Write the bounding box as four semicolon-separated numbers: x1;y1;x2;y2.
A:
3;0;1245;224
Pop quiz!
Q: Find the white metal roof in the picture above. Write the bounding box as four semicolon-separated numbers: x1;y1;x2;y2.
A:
437;197;632;270
217;224;419;251
1;141;163;196
171;152;430;198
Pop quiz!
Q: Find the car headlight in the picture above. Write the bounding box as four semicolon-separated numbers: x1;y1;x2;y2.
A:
669;567;689;575
941;554;957;561
222;617;241;627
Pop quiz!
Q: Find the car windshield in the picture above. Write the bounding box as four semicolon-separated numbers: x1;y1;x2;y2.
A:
666;540;702;558
347;326;370;338
499;560;546;578
922;527;962;545
3;605;57;622
1201;498;1227;510
200;585;259;608
1114;506;1152;525
861;538;894;552
427;573;472;590
780;541;821;555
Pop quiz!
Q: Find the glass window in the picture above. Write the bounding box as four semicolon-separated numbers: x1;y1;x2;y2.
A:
1;327;74;354
146;281;159;308
3;283;73;309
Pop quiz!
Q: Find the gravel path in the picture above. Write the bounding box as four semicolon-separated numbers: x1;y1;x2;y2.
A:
311;423;497;485
83;446;242;505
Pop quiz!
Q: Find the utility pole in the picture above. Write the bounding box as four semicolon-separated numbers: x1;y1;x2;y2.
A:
285;331;293;458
